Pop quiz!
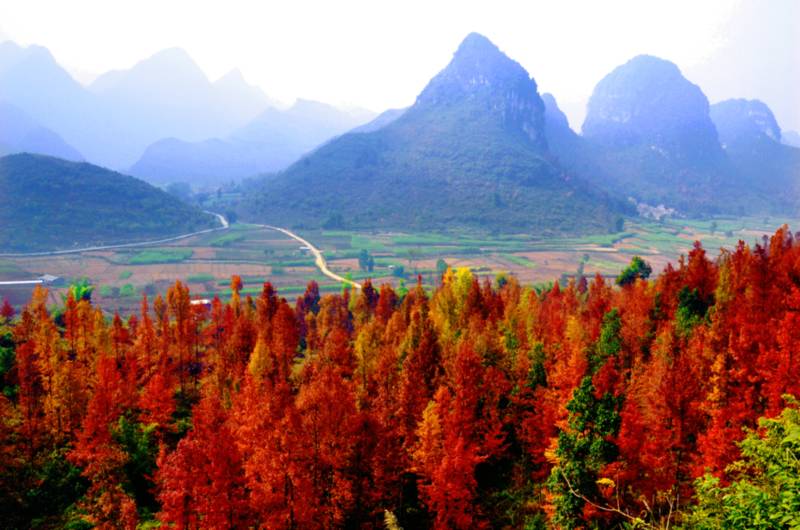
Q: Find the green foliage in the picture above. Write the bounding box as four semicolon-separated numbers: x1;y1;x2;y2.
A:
358;249;375;272
119;284;136;298
436;258;449;279
548;318;624;529
681;397;800;529
548;376;623;528
592;309;622;372
0;328;15;398
113;417;159;516
526;343;548;390
65;278;93;302
2;448;89;529
118;270;133;280
616;256;652;286
0;154;216;252
675;287;710;337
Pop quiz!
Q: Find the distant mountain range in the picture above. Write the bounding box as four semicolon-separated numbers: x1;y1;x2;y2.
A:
0;41;371;176
0;154;217;252
0;102;83;161
1;34;798;240
129;99;375;185
243;38;798;230
241;33;625;234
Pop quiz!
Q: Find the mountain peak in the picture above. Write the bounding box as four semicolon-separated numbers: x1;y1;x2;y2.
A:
711;98;782;145
453;32;500;58
582;53;719;160
411;33;547;149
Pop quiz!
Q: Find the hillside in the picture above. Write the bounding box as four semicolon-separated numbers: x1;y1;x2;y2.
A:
0;154;218;252
130;99;374;185
241;34;624;234
710;98;800;211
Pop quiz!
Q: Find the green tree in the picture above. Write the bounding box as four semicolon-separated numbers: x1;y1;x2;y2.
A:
358;249;375;272
616;256;652;286
682;396;800;529
548;310;624;528
64;278;94;302
436;258;448;280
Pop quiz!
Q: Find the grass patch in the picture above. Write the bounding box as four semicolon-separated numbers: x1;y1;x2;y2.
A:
209;233;246;247
187;273;215;283
118;270;133;280
126;248;193;265
500;253;537;268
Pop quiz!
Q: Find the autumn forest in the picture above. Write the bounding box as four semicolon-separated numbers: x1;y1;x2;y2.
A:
1;227;800;529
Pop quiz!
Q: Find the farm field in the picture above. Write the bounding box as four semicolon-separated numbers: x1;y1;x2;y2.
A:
1;215;796;313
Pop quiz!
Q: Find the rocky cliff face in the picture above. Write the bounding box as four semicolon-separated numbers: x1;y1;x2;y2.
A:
412;32;548;151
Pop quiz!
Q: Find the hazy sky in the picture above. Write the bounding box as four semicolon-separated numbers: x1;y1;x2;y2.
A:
2;0;798;131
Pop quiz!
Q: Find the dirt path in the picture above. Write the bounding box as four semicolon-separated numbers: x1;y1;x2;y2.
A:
257;224;362;290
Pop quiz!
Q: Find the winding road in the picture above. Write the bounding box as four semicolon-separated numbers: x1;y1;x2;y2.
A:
257;224;362;290
0;210;361;290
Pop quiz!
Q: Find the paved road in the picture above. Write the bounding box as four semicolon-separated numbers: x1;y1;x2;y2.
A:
0;211;229;258
257;224;362;290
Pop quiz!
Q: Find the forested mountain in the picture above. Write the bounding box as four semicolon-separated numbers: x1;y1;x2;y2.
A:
2;227;800;528
0;102;83;161
129;99;375;185
0;154;217;252
710;98;800;210
242;33;625;234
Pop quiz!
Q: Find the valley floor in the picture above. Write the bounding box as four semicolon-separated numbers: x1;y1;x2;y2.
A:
0;215;795;312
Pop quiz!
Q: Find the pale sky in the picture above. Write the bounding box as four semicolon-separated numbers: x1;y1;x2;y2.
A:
1;0;798;131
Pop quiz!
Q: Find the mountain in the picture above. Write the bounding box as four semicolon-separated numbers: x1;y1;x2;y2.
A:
578;55;771;214
0;102;83;161
0;42;271;169
0;154;218;252
87;48;270;167
240;33;623;234
541;93;616;190
129;99;375;186
710;99;800;210
0;42;102;160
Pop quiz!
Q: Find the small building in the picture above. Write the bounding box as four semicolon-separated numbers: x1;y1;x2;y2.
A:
38;274;64;286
